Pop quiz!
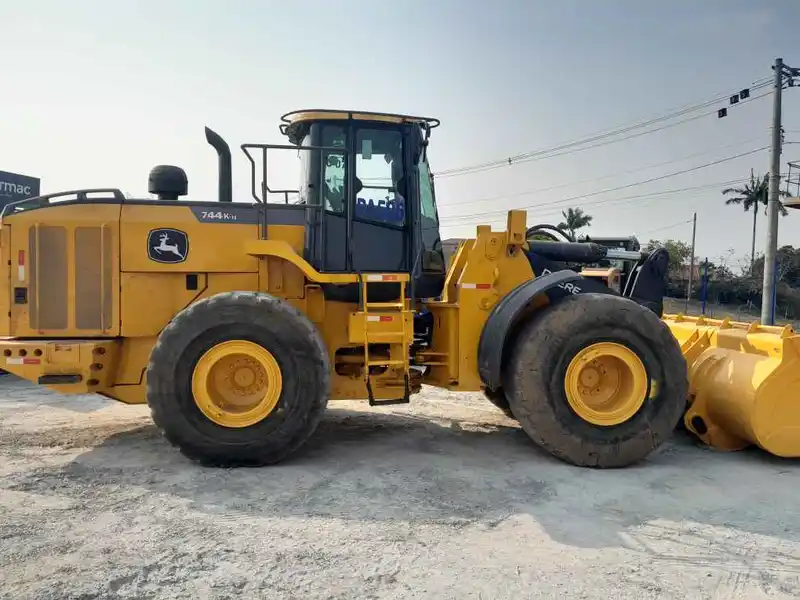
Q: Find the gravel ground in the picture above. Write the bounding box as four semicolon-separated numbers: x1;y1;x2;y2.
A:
1;375;799;600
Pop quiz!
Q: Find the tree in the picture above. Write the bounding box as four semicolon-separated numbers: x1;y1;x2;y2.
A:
558;207;593;239
722;171;789;274
752;245;800;287
710;263;734;281
644;238;692;278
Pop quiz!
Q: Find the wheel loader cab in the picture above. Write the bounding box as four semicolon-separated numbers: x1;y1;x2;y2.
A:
279;111;446;302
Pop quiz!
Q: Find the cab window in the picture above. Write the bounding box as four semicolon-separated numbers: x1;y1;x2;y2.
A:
354;128;406;226
321;125;346;213
297;133;312;205
418;157;438;225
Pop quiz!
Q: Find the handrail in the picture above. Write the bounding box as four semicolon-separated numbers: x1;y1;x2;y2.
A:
240;142;349;241
0;188;126;218
240;142;348;205
279;109;441;133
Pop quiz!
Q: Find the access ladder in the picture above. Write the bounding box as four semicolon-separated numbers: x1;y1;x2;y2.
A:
352;273;413;406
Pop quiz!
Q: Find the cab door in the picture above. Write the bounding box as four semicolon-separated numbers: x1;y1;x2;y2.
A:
349;125;409;273
315;122;409;274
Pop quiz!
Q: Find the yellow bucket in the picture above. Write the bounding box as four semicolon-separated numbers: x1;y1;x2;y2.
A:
663;314;800;457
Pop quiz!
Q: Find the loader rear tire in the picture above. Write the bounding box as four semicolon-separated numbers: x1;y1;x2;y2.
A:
505;293;687;468
146;291;330;467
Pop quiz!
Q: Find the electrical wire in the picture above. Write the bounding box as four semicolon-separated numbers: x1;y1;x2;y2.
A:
436;77;772;176
441;180;750;231
437;87;772;179
439;146;768;223
440;181;748;231
437;135;769;209
635;219;695;238
461;177;751;218
435;79;772;178
473;171;790;224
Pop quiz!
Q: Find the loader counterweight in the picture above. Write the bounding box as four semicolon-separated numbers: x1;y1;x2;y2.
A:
0;339;119;394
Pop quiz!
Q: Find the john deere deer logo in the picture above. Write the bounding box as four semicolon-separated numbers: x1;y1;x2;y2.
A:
147;229;189;264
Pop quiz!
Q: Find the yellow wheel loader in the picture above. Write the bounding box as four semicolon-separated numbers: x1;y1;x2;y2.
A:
0;109;691;468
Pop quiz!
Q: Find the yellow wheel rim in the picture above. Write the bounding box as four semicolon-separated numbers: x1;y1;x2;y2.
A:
564;342;648;427
191;340;283;428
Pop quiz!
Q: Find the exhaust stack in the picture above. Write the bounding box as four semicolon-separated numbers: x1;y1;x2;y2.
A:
204;126;233;203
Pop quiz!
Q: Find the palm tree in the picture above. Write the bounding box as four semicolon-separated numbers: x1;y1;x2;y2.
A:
558;207;593;240
722;170;789;274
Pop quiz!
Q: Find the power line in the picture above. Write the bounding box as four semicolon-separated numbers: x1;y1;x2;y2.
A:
507;186;738;223
440;92;771;177
440;179;750;229
436;87;772;178
440;170;789;235
439;146;768;222
453;171;791;226
437;135;769;209
441;172;792;224
635;219;695;238
436;77;771;177
434;78;772;178
440;182;741;225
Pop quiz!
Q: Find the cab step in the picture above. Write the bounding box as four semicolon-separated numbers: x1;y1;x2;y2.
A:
356;272;413;408
366;374;411;407
366;301;406;310
366;359;406;367
38;374;82;385
370;398;411;406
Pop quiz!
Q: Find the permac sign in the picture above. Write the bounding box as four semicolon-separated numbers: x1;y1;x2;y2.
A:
0;170;40;207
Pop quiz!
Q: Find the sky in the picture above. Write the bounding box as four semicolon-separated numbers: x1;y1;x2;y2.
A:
1;0;799;269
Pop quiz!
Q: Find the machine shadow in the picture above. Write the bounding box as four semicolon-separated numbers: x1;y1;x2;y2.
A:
7;406;800;551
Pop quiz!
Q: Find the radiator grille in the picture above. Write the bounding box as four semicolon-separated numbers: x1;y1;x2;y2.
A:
28;224;113;332
29;225;68;330
75;226;113;330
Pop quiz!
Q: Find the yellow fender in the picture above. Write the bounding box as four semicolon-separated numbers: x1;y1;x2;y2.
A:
662;313;800;457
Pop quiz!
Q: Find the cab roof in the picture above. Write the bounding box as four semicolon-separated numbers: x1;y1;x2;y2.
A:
280;109;440;145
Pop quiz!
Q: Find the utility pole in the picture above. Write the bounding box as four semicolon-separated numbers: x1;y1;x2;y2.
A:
686;211;697;313
749;167;757;275
701;258;709;315
762;58;784;325
760;57;800;323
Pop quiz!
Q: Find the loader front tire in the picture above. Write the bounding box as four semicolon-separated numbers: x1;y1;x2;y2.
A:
146;291;330;467
483;387;515;419
505;293;687;468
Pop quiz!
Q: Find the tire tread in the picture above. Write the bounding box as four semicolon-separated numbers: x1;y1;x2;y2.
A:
505;293;687;468
146;291;330;466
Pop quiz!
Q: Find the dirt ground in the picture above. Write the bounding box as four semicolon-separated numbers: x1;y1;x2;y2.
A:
1;376;799;600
